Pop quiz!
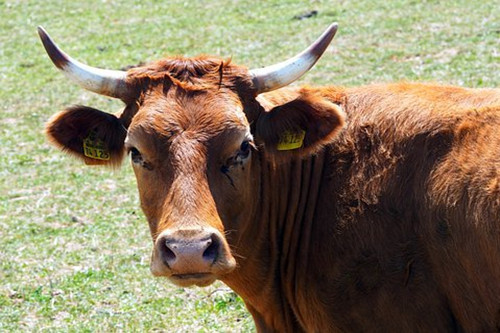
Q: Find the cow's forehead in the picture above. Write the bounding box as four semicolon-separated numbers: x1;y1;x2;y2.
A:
127;85;250;147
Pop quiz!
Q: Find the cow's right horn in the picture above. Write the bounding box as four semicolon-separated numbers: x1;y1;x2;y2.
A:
250;23;338;94
37;26;132;101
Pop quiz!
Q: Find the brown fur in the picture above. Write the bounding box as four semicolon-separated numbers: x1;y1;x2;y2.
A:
256;88;346;162
45;55;500;332
46;105;127;166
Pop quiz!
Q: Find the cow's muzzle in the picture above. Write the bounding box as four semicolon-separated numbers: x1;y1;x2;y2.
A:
151;227;236;286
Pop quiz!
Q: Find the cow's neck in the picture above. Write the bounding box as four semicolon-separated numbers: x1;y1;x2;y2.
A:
224;150;328;332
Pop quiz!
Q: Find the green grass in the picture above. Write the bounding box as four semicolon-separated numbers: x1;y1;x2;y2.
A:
1;0;498;331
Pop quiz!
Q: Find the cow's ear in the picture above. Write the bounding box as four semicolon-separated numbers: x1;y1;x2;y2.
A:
46;105;127;166
255;90;345;161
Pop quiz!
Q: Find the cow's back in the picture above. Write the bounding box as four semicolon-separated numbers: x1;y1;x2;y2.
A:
298;83;500;332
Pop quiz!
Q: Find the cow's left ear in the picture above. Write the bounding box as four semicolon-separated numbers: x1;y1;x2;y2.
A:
46;105;127;166
255;90;345;161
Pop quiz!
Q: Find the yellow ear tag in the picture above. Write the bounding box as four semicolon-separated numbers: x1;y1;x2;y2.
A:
277;130;306;151
83;131;110;160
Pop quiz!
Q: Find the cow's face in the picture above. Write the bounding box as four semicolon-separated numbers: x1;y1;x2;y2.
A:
124;79;258;286
39;24;344;287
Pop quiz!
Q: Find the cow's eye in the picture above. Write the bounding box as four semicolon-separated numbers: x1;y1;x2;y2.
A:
221;140;253;176
129;147;154;170
237;140;252;160
129;147;142;164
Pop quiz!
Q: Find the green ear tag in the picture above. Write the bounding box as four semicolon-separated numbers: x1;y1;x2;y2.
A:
277;130;306;151
83;131;110;160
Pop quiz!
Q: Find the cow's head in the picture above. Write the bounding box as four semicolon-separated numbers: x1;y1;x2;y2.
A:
39;24;344;287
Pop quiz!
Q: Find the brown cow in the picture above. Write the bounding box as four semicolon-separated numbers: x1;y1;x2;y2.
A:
39;24;500;332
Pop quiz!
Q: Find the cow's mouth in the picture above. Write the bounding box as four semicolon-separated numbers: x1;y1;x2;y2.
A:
169;273;216;287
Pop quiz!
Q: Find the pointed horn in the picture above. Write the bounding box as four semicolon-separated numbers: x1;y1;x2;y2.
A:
37;26;131;100
250;23;338;94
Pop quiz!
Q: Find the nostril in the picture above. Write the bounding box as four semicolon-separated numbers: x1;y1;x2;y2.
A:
159;239;177;266
202;234;220;263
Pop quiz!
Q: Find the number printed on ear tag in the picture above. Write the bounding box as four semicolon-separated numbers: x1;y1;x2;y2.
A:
277;130;306;151
83;131;110;160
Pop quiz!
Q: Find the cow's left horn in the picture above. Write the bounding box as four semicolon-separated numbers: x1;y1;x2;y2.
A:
250;23;338;94
37;26;131;100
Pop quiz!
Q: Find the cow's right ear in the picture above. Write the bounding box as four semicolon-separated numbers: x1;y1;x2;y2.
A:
46;105;127;166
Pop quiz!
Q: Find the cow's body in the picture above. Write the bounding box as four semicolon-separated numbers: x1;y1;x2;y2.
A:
39;25;500;332
234;83;500;332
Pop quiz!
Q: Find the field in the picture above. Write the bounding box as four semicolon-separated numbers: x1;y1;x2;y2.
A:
1;0;498;331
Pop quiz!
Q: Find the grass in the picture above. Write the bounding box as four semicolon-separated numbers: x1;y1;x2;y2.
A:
1;0;498;331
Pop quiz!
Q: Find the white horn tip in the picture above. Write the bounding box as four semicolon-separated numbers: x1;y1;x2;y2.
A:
250;22;339;94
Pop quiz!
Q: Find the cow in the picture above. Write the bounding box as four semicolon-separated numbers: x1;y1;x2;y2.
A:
38;23;500;332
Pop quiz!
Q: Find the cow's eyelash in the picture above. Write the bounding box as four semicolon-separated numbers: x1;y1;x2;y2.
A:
129;147;142;161
224;141;253;168
219;141;253;186
128;147;154;170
